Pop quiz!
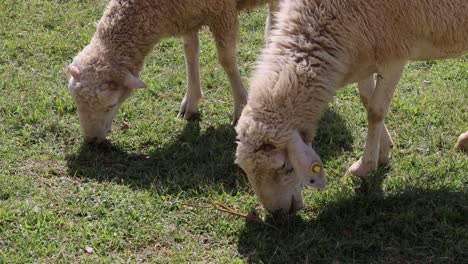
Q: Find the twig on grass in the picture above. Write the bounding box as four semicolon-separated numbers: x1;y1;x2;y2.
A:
183;201;279;230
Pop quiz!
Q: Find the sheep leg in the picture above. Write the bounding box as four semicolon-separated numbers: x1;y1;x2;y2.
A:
178;31;202;120
348;62;406;177
265;0;281;44
358;75;394;165
211;19;248;124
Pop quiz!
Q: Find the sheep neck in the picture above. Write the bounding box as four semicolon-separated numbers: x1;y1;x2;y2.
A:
283;61;342;142
92;1;169;75
249;49;346;144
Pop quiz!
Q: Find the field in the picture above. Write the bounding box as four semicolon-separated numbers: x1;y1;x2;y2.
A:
0;1;467;263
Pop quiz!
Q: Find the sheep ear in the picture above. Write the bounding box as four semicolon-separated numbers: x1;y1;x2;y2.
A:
125;72;147;89
287;130;326;188
287;131;312;169
68;65;81;81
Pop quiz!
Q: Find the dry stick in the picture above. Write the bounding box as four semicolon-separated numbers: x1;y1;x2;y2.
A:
184;201;279;230
213;201;279;230
213;201;238;213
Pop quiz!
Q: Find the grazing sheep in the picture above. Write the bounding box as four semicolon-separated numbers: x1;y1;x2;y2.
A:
68;0;280;143
235;0;468;215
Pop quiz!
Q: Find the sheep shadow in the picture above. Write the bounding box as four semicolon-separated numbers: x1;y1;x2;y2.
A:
237;185;467;263
65;121;245;193
65;109;353;194
314;109;354;161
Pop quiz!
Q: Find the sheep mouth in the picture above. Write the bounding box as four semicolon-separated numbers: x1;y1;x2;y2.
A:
84;137;108;145
288;195;303;214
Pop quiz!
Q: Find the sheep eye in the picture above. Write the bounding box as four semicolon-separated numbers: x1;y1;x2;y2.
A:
104;104;116;112
285;167;294;174
257;143;275;152
281;163;286;170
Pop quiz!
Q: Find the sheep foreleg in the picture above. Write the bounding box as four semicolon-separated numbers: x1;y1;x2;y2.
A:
212;18;248;125
265;0;281;45
358;75;394;165
348;62;406;177
179;31;203;120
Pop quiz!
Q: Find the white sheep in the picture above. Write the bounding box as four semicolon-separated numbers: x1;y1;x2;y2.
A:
235;0;468;215
68;0;280;143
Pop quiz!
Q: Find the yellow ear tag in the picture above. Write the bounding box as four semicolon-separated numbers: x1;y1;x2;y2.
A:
310;163;321;174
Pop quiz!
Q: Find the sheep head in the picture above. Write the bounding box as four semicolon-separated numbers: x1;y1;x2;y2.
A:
235;116;326;216
67;62;147;144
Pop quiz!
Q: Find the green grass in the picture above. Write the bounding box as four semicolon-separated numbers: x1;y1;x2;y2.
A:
1;0;467;263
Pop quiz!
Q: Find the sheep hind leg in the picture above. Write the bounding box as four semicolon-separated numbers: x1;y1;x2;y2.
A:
178;31;202;120
358;75;394;165
211;19;248;125
348;62;406;177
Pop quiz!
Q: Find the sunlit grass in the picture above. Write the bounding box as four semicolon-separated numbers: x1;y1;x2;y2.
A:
0;1;466;263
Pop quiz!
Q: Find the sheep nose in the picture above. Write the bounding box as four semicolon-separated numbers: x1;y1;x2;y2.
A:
271;196;304;219
272;209;287;219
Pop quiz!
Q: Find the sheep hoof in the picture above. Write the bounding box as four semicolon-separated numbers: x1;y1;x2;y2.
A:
346;158;377;178
231;115;239;126
379;136;393;165
178;96;200;120
378;148;391;166
232;107;243;126
378;155;391;166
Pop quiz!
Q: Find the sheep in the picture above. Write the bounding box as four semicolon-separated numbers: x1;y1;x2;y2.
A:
235;0;468;215
67;0;280;143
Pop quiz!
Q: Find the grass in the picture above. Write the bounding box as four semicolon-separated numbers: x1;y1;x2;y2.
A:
0;0;467;263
